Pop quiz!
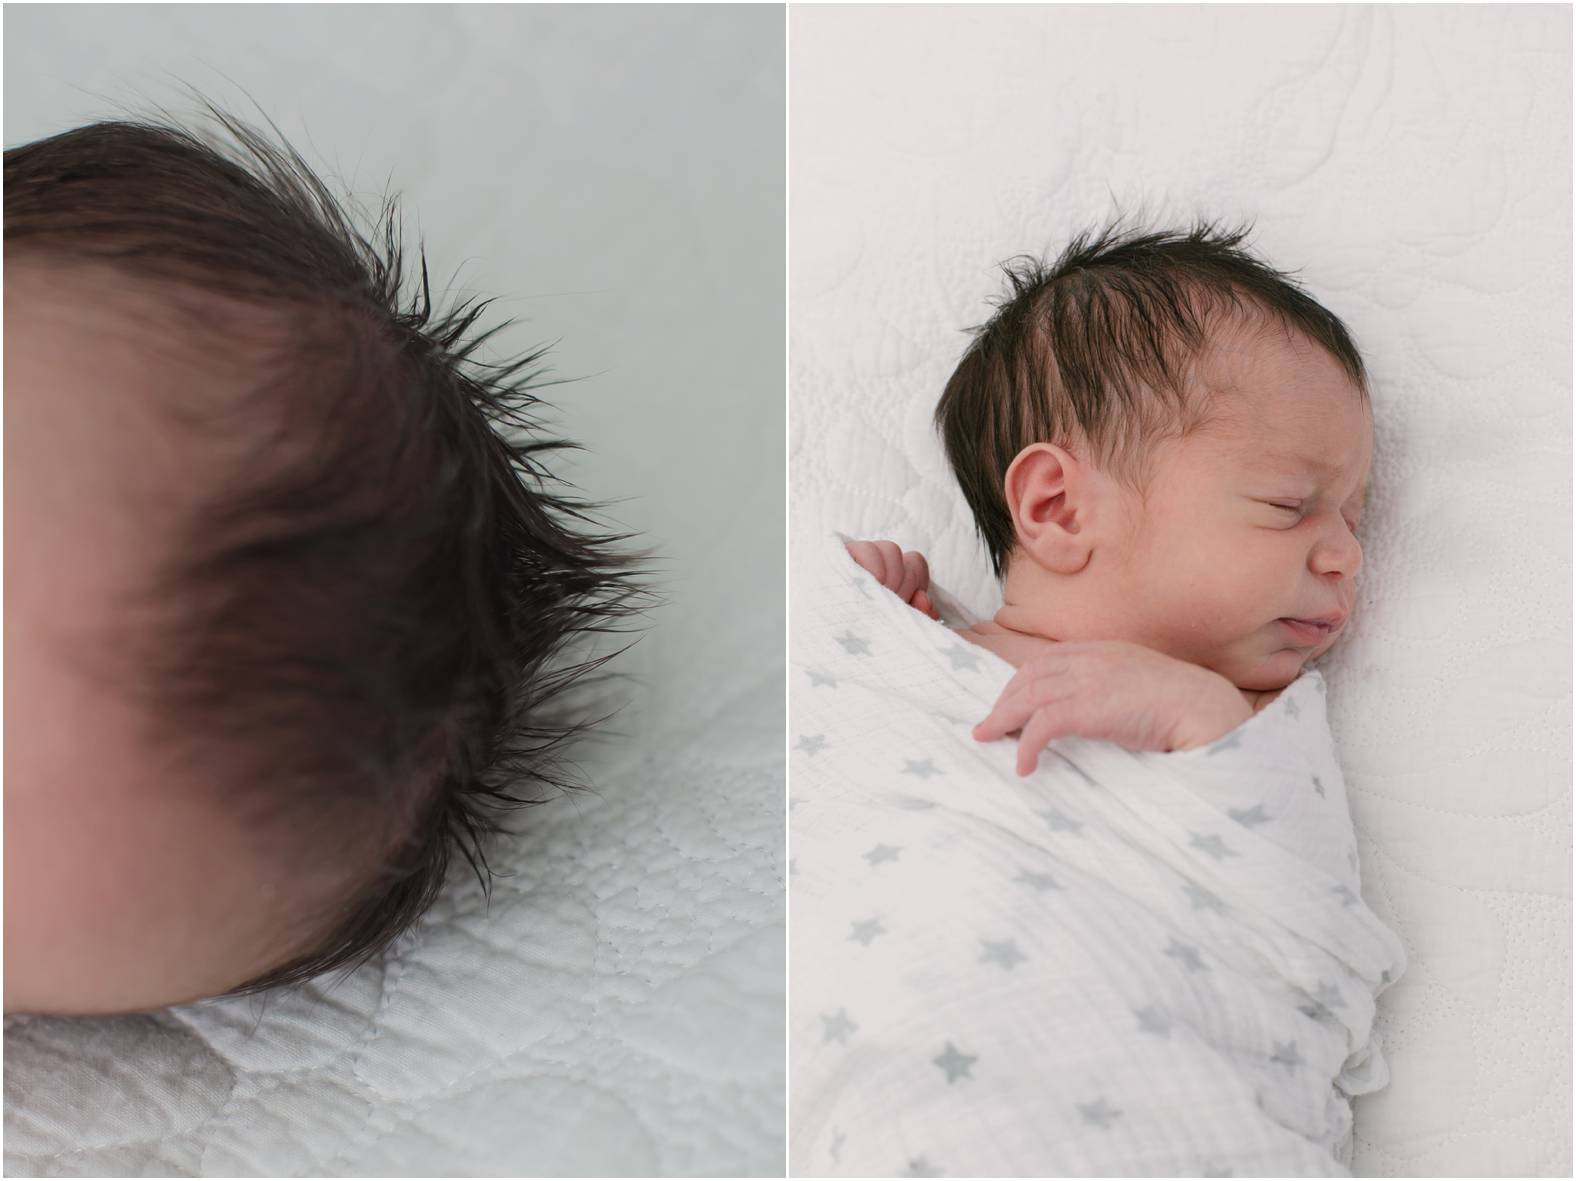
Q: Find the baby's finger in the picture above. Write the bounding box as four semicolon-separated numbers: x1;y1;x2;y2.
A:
897;551;930;603
1015;707;1072;776
846;540;882;581
873;540;904;591
912;589;939;620
975;668;1068;740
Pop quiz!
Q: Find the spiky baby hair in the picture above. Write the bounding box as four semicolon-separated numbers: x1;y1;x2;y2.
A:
934;214;1371;579
4;93;653;994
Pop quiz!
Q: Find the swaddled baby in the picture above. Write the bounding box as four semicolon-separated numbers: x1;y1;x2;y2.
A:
849;218;1370;766
5;103;647;1015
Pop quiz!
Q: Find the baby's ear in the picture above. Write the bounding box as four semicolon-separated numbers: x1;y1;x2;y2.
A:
1002;443;1096;575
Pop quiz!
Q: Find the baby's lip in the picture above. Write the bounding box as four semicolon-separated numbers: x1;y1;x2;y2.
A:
1287;611;1346;630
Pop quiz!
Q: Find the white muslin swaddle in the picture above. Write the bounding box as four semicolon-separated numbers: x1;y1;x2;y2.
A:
790;534;1405;1177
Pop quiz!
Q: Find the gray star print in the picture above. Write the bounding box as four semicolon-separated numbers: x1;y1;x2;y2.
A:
1040;808;1084;834
1078;1097;1122;1128
1285;696;1300;719
1270;1041;1302;1073
1312;981;1346;1010
864;844;902;867
933;1041;977;1083
902;1156;943;1177
1381;969;1394;985
940;644;982;671
850;575;871;598
1297;997;1337;1024
980;938;1027;971
1189;832;1237;861
849;918;887;945
902;758;941;778
822;1008;857;1044
795;734;827;757
1227;804;1271;827
1206;729;1244;755
808;668;838;688
1016;869;1063;892
1165;938;1207;972
1134;1005;1172;1037
1312;774;1327;797
836;631;871;656
1182;880;1227;913
893;795;938;811
1332;884;1359;907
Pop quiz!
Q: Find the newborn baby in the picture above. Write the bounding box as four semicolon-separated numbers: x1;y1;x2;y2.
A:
849;218;1370;769
5;105;645;1015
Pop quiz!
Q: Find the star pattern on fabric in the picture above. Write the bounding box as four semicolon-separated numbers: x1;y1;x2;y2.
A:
821;1008;857;1044
1015;869;1063;892
893;795;938;811
808;668;839;688
848;918;887;945
1296;997;1337;1024
864;843;902;867
902;1156;943;1177
850;575;871;599
1284;696;1300;719
939;644;982;671
979;938;1027;971
1040;808;1084;834
1270;1041;1302;1073
1312;981;1346;1011
902;758;941;779
836;631;871;656
1188;831;1237;861
795;733;827;757
1311;774;1327;797
1164;938;1207;973
1134;1005;1173;1037
1206;729;1244;755
1332;884;1359;908
1181;880;1227;913
1077;1097;1122;1128
1226;804;1271;827
933;1041;977;1083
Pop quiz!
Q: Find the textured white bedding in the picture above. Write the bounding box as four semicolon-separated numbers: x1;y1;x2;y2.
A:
4;5;784;1176
789;5;1571;1175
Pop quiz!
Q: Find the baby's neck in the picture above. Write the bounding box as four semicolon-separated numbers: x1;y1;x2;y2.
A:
954;619;1061;668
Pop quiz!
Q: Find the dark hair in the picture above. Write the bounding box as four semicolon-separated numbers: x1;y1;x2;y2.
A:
4;93;654;994
934;214;1370;578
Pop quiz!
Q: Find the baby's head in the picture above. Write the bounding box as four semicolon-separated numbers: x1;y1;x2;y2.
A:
5;103;646;1015
936;218;1371;693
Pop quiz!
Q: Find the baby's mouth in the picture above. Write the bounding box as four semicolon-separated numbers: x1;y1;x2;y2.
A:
1276;617;1335;644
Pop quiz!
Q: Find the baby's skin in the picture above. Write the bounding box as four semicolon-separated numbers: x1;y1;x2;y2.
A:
849;320;1371;772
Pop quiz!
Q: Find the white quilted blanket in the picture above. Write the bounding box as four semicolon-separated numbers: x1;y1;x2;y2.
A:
790;6;1570;1175
791;537;1406;1177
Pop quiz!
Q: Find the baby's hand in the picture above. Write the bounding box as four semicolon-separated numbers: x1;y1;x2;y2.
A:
844;539;940;620
971;640;1252;773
